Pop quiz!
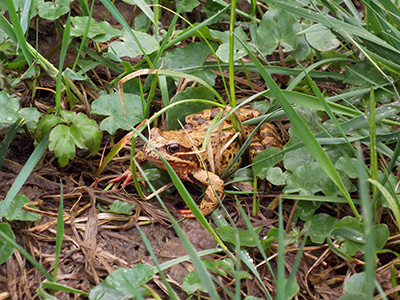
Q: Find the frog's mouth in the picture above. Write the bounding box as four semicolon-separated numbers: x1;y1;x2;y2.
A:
147;151;200;168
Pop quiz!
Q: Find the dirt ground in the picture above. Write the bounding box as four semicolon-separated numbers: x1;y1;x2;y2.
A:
1;1;399;299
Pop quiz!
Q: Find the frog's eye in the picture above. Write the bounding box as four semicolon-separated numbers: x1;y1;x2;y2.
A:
166;143;181;154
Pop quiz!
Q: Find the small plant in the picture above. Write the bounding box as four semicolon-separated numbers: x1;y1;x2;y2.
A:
1;0;400;299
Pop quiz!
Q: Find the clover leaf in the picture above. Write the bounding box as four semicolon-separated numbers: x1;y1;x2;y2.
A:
46;111;102;167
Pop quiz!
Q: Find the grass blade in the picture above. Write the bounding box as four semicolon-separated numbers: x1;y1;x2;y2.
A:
0;228;53;281
134;158;221;299
100;0;154;68
3;0;33;64
56;13;71;115
369;179;400;231
53;182;64;281
239;36;361;220
0;120;22;169
357;144;376;298
0;134;49;219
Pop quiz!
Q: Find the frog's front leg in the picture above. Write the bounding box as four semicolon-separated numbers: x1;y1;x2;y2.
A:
109;150;147;187
178;169;225;218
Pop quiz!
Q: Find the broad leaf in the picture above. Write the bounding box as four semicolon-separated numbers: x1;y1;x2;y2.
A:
216;226;262;247
0;91;40;130
182;270;207;294
252;147;283;180
1;194;41;221
304;24;340;52
49;124;78;167
91;92;144;134
108;29;159;58
160;42;217;85
70;16;121;42
166;86;215;130
72;113;102;154
38;0;73;20
0;223;15;265
89;264;154;300
98;200;134;215
255;7;301;55
304;213;338;244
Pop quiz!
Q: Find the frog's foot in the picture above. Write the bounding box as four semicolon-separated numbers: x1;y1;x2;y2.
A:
108;168;142;188
178;207;196;219
109;150;147;187
177;194;219;219
179;171;224;218
177;192;220;218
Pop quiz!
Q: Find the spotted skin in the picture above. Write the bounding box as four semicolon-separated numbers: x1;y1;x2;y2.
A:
116;107;282;218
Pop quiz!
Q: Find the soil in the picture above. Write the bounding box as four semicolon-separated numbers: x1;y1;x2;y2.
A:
1;1;399;300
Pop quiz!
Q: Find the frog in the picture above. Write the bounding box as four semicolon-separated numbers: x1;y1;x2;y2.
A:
112;107;282;218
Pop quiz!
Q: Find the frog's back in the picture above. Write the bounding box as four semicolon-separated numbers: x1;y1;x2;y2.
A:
185;107;261;129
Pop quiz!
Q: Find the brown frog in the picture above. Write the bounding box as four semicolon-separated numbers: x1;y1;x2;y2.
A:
114;107;282;218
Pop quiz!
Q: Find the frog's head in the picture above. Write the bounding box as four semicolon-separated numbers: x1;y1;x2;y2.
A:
143;128;200;170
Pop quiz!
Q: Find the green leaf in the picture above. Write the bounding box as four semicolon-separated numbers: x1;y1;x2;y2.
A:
48;124;78;167
89;264;154;300
108;29;159;58
182;270;207;294
284;162;324;195
0;91;20;129
98;200;134;215
369;178;400;232
338;293;369;300
261;228;278;250
0;91;40;130
1;194;41;221
343;61;387;86
343;272;365;295
134;12;150;32
176;0;200;12
291;38;311;61
38;282;88;298
335;156;359;179
304;24;340;52
160;42;217;85
91;92;144;134
166;87;215;130
38;0;73;20
0;223;15;265
283;136;315;172
295;201;321;222
330;216;364;257
210;27;248;62
255;7;302;55
202;258;252;279
304;213;338;244
285;278;300;300
70;16;122;42
72;113;102;154
266;167;288;186
60;110;76;123
216;226;262;247
252;147;283;180
35;115;64;141
216;258;252;279
372;224;389;251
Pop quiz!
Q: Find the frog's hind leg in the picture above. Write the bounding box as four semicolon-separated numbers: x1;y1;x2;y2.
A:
248;123;282;161
178;170;224;218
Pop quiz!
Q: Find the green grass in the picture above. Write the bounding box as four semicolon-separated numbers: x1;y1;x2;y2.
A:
1;0;400;299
